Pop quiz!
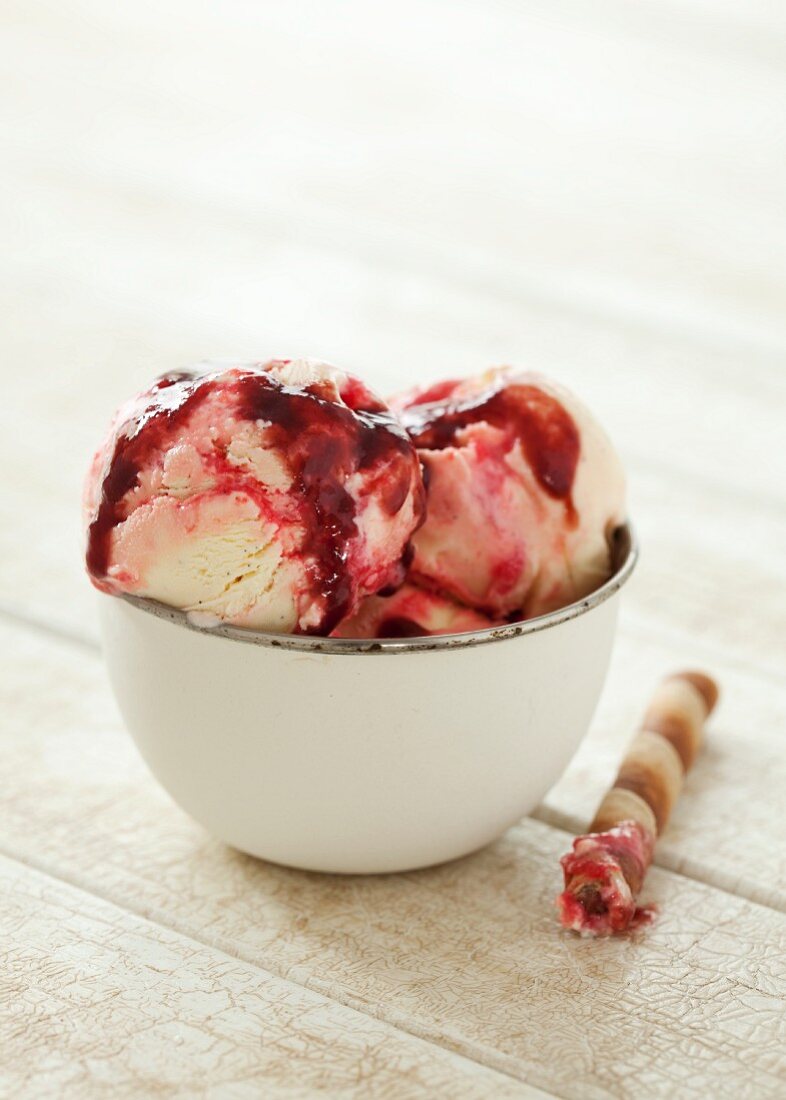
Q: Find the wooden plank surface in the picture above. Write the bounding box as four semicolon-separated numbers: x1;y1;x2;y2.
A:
2;0;786;1095
1;857;541;1100
2;622;786;1098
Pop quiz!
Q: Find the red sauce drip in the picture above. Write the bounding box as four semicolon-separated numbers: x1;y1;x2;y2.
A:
376;542;415;597
85;371;206;582
557;822;655;936
235;373;423;632
557;889;656;936
376;616;424;639
87;367;425;635
400;379;580;521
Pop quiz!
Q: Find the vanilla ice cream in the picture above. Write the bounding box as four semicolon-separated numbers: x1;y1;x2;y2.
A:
85;359;426;633
393;367;625;619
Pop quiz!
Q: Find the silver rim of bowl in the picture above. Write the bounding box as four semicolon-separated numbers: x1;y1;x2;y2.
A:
116;522;638;655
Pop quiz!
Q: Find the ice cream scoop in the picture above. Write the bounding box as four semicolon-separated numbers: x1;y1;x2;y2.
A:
84;359;426;634
332;582;495;639
393;368;625;619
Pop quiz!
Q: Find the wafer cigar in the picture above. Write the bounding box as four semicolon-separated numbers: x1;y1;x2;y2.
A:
557;671;718;936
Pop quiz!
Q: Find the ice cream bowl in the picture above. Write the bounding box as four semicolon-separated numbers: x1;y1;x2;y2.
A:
99;523;637;874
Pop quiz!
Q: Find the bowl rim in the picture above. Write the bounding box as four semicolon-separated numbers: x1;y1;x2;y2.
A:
115;522;638;656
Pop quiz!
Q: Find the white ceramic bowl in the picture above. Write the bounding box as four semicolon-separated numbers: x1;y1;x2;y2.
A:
99;525;637;874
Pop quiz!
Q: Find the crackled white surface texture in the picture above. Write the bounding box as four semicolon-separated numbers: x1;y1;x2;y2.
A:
2;0;786;1096
1;857;540;1099
3;623;786;1099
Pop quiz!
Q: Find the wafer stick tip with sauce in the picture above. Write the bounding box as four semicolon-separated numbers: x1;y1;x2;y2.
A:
557;670;719;936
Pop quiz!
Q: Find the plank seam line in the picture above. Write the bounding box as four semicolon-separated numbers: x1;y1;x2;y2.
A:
0;603;98;653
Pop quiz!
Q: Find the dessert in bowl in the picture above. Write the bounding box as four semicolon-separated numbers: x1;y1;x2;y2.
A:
87;358;634;872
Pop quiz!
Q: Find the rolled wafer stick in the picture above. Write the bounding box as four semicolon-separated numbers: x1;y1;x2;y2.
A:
557;670;719;936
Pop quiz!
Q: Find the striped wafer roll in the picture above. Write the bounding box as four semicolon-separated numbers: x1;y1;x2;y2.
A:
557;671;718;936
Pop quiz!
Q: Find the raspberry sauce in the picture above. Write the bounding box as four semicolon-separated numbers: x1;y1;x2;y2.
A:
400;377;580;519
86;365;425;634
85;371;207;582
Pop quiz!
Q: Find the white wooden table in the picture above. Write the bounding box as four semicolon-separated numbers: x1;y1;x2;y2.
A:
2;2;786;1096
